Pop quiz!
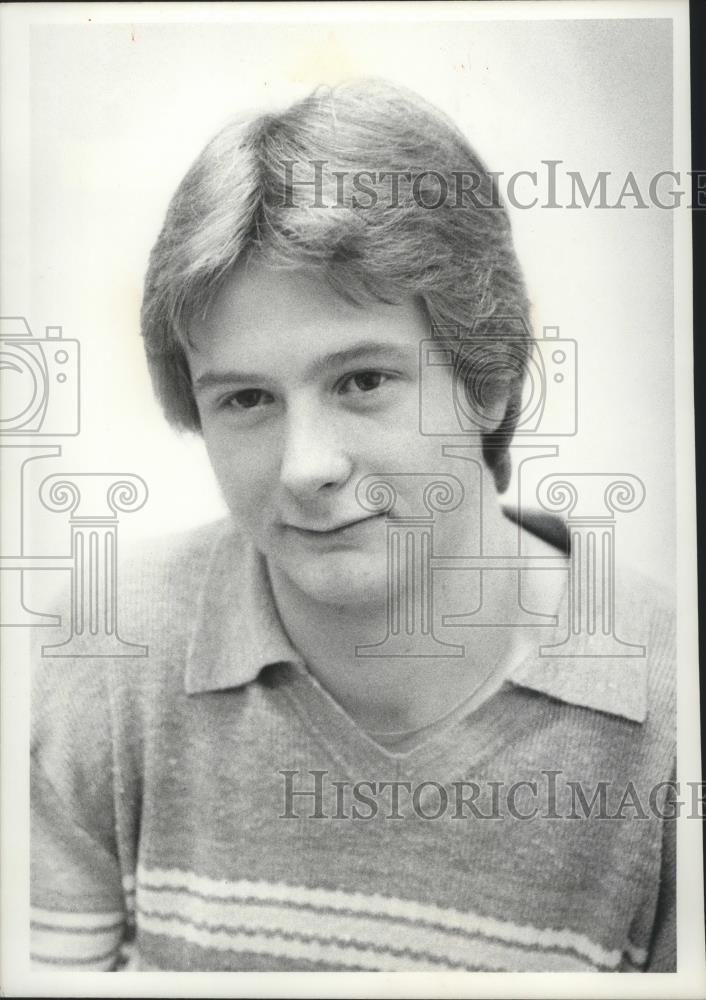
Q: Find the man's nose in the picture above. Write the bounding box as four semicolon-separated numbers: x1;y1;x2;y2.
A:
279;400;352;498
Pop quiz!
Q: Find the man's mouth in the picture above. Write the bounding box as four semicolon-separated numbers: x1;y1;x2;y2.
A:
284;513;385;537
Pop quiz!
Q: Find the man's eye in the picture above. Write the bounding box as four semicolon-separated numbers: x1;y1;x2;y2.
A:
339;371;390;394
224;388;273;410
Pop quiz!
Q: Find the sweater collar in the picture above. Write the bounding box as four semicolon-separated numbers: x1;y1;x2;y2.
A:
184;523;646;724
506;652;647;723
184;525;305;696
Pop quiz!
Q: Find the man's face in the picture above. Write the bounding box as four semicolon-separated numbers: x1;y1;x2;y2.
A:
188;261;486;607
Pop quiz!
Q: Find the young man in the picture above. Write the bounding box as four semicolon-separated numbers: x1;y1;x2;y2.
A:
31;80;675;972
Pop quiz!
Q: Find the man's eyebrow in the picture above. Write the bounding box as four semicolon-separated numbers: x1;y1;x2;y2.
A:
309;342;415;374
193;341;416;392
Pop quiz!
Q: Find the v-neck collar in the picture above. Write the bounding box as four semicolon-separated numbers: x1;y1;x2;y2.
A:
277;655;564;809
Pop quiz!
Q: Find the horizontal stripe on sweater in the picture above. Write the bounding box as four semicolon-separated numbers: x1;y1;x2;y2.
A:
30;906;124;970
137;864;646;971
31;949;117;971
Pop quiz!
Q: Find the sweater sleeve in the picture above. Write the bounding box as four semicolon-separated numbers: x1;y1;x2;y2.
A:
645;775;677;972
31;649;128;972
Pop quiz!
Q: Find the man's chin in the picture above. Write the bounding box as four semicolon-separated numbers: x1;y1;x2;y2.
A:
275;550;389;608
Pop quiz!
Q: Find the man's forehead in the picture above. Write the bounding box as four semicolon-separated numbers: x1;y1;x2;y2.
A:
186;262;430;367
208;260;420;320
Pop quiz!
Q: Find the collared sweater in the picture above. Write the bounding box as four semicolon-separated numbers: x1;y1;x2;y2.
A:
31;519;676;972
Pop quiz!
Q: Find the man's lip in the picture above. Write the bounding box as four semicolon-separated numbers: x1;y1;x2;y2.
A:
284;514;383;535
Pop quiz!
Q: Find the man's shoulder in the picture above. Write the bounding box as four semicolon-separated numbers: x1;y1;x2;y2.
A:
118;517;241;601
512;559;675;745
614;562;675;648
121;517;230;568
35;518;246;664
613;563;675;743
112;517;249;642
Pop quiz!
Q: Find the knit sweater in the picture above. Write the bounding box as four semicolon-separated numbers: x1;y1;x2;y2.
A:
30;519;676;972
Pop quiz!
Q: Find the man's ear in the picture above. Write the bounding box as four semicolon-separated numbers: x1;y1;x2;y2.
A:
480;380;522;495
459;370;515;434
477;378;511;432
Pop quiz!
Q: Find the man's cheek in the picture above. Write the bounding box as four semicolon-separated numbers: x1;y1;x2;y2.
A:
224;478;272;529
